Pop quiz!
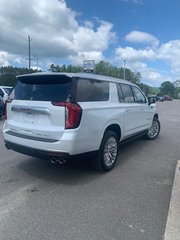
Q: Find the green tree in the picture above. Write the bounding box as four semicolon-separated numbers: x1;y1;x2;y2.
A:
60;64;66;72
95;60;142;84
49;64;83;73
95;61;109;75
0;66;36;86
175;87;180;99
137;83;150;96
49;64;60;72
160;81;176;97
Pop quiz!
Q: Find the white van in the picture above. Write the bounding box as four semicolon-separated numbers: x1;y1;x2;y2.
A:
3;72;160;171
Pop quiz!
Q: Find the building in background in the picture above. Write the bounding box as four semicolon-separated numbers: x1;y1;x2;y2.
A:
173;80;180;88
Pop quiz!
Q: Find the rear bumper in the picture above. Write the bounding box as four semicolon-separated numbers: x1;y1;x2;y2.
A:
3;126;100;155
4;140;70;160
4;140;98;161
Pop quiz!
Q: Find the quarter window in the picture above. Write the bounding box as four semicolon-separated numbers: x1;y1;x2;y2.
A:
75;79;109;102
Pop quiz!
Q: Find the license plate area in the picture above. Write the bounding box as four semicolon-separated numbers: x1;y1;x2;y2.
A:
24;113;35;124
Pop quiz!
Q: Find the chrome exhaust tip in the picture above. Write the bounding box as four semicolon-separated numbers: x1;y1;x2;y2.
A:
51;157;58;164
58;158;67;165
50;157;67;165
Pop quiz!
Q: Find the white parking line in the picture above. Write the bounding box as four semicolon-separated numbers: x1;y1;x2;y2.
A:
164;160;180;240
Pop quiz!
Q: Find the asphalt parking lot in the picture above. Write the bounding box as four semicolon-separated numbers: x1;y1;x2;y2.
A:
0;100;180;240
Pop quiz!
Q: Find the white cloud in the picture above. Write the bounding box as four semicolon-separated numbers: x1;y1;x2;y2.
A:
72;21;116;52
132;0;143;4
0;51;10;66
125;31;159;47
0;0;116;66
120;0;144;4
31;66;42;71
158;40;180;74
69;51;104;65
0;51;24;66
125;61;172;86
84;21;94;29
114;31;180;86
114;38;180;86
115;46;156;61
0;0;179;87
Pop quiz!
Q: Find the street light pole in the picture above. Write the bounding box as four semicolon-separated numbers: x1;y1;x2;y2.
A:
28;35;32;69
123;59;126;80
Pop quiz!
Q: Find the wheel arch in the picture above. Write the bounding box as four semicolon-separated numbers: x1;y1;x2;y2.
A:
104;124;121;141
153;113;159;119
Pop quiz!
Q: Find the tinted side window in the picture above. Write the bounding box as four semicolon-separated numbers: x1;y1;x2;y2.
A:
116;84;124;103
75;79;109;102
0;89;4;97
121;84;134;103
3;88;12;94
132;87;146;103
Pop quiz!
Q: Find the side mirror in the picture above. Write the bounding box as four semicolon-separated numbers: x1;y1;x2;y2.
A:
148;97;156;105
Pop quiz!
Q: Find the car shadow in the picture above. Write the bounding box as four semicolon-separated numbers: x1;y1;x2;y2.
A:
17;155;104;186
17;137;151;185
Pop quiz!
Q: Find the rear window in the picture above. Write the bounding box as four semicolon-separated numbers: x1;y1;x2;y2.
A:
10;75;71;102
75;78;109;102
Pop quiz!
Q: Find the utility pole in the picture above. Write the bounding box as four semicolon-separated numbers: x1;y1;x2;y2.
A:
34;55;39;72
36;56;39;72
123;59;126;80
28;35;32;69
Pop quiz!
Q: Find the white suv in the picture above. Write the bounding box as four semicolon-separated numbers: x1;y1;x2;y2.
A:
0;86;12;103
3;72;160;171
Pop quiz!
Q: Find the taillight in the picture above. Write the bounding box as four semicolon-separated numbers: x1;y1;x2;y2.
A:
52;102;82;129
65;102;82;129
4;98;12;120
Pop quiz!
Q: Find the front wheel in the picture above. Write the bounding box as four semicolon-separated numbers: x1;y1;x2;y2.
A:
91;130;119;172
144;118;160;140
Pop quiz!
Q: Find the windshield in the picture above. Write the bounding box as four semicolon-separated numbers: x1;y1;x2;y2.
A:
10;75;72;102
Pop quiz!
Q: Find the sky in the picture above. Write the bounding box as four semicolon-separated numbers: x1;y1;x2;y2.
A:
0;0;180;86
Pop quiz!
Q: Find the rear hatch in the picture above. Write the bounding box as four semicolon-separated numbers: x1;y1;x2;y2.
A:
6;74;72;142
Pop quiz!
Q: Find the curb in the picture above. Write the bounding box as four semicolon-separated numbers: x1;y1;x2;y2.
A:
164;160;180;240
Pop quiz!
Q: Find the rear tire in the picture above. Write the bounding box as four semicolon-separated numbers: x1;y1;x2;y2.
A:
144;118;160;140
91;130;118;172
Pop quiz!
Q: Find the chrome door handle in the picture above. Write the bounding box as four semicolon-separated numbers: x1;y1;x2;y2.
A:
125;109;131;112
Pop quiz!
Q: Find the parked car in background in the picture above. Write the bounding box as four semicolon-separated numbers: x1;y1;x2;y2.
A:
164;95;173;101
156;95;164;102
159;96;164;101
0;95;3;118
0;86;13;104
